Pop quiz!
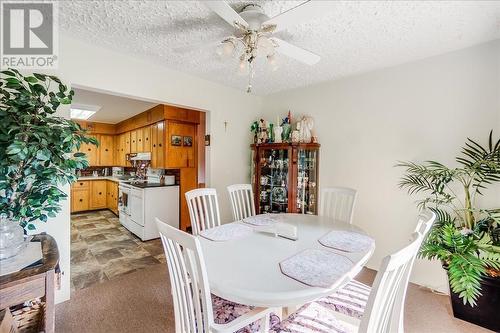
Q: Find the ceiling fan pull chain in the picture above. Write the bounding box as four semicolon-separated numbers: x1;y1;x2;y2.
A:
247;61;255;93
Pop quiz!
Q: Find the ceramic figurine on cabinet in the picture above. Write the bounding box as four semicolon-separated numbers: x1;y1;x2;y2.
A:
269;123;274;143
298;116;314;143
291;129;300;143
274;125;283;143
257;119;269;144
250;121;259;143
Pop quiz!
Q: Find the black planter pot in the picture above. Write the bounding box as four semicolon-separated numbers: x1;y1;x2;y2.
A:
448;274;500;332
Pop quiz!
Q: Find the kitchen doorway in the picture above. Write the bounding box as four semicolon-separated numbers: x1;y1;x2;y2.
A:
69;87;207;291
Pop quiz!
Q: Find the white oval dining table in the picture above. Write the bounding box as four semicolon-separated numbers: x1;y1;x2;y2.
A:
198;213;375;308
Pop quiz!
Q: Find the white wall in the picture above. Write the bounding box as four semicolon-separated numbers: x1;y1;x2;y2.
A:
261;40;500;292
43;35;262;302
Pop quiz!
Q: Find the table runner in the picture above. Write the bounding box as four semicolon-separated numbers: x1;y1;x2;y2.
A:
318;230;375;253
199;223;253;242
279;248;354;288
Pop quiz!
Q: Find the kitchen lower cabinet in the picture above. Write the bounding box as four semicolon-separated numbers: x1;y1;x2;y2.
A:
106;180;119;215
90;180;107;209
72;188;89;212
71;179;119;214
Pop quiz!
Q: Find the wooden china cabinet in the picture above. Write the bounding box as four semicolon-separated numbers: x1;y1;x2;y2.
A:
251;143;320;215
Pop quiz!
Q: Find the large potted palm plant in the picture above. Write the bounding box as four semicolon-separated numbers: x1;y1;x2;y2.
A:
398;131;500;331
0;69;96;259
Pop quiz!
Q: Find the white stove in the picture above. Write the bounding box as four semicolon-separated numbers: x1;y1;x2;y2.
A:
118;174;179;241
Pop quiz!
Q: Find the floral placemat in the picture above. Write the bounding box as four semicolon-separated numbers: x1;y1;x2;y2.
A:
199;223;253;241
318;230;375;253
279;248;354;288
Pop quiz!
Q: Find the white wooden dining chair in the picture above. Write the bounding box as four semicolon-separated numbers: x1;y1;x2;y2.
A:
319;187;358;224
156;218;277;333
227;184;256;221
273;231;426;333
185;188;221;236
295;211;436;330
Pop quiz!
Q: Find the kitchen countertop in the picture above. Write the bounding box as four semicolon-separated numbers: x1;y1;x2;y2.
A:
76;176;131;183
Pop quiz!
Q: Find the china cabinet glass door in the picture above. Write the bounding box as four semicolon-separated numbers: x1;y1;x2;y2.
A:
296;148;318;214
258;148;289;213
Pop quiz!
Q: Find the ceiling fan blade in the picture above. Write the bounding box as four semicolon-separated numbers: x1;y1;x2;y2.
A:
271;38;320;65
263;1;334;33
204;1;249;30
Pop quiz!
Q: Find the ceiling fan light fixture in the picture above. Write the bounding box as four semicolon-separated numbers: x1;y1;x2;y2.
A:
216;39;235;57
267;53;279;71
257;36;273;55
238;56;249;76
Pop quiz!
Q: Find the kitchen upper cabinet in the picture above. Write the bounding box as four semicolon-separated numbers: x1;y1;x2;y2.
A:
142;126;152;152
135;126;152;153
130;130;138;153
151;121;165;168
79;135;98;166
119;132;131;166
167;122;196;168
114;135;122;166
99;135;114;166
90;180;107;209
136;127;144;152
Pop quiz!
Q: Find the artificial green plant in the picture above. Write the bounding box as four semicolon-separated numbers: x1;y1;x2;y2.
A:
398;131;500;306
0;69;97;231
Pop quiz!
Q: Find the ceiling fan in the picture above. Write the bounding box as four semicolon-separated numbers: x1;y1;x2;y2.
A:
188;1;326;93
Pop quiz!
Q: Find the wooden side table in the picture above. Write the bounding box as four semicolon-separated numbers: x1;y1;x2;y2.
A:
0;234;59;333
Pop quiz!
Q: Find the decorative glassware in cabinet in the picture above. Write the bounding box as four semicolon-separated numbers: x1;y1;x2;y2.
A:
259;149;289;214
296;149;318;214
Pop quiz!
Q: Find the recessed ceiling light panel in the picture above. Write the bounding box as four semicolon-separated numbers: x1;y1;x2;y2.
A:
70;103;101;120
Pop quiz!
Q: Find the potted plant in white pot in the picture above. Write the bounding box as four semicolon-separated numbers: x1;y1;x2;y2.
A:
398;131;500;331
0;69;96;260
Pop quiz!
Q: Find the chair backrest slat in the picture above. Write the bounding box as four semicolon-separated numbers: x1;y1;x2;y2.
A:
185;188;221;236
359;212;435;333
156;218;214;333
319;187;357;224
227;184;256;221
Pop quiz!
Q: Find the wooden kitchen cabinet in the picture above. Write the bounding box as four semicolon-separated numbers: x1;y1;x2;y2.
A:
99;134;114;166
136;127;144;152
72;187;89;212
142;125;152;152
117;132;131;166
135;126;152;153
151;121;165;168
167;122;196;168
79;136;98;166
106;180;119;215
114;134;121;166
90;180;107;209
130;130;138;153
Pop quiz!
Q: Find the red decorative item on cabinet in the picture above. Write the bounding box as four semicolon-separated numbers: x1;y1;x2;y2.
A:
251;143;320;215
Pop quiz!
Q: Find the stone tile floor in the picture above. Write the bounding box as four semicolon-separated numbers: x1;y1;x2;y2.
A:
71;210;165;291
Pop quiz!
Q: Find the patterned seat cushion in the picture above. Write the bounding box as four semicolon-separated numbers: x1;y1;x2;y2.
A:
211;294;281;333
271;301;357;333
316;280;371;319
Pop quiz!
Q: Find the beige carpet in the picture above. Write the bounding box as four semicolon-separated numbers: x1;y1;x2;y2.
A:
56;265;492;333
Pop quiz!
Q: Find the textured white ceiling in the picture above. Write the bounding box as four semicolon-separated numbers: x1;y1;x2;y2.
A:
60;1;500;95
72;88;156;123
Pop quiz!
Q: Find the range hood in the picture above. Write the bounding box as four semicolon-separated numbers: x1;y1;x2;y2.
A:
129;152;151;161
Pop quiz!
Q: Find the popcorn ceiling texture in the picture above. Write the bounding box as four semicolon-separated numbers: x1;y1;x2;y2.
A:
60;1;500;95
